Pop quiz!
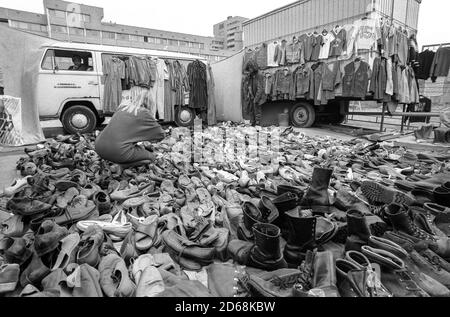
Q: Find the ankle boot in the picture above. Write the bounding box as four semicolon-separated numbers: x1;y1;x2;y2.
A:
345;210;371;252
272;192;298;237
347;210;372;242
386;204;436;242
312;251;340;297
301;168;333;212
258;196;279;224
249;223;288;271
283;210;317;267
386;204;450;261
237;202;263;242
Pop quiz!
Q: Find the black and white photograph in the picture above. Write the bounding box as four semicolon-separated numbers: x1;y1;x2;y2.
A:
0;0;449;303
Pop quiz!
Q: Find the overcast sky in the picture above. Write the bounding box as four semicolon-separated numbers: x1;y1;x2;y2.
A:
1;0;448;47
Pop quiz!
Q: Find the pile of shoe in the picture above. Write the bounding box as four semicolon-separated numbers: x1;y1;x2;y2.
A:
0;125;449;297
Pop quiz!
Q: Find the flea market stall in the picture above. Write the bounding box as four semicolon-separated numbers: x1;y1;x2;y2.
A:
227;0;447;131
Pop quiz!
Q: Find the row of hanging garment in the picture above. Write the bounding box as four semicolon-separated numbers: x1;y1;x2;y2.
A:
416;46;450;82
102;54;191;122
243;17;417;72
252;52;419;106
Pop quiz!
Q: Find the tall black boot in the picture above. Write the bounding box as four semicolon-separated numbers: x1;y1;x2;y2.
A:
283;209;317;267
272;192;298;238
301;168;333;213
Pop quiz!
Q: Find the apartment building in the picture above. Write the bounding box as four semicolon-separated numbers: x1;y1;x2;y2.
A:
213;16;248;51
0;0;235;63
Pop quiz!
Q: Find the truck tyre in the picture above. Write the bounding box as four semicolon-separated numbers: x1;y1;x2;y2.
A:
291;103;316;128
61;105;98;135
175;106;195;127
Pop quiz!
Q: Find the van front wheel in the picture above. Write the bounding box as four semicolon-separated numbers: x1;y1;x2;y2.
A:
61;105;97;135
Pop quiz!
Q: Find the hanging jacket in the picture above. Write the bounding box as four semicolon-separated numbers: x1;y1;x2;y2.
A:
407;66;420;104
430;47;450;82
310;34;323;62
187;60;208;110
243;49;256;72
255;44;268;70
343;60;370;98
274;68;292;99
292;65;312;99
264;72;273;96
321;62;342;104
303;34;315;62
416;50;435;80
311;62;323;105
370;57;388;101
392;62;399;101
287;40;304;64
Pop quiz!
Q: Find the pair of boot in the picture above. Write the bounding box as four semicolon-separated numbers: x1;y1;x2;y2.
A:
228;223;287;271
272;168;332;235
237;199;279;242
283;209;338;268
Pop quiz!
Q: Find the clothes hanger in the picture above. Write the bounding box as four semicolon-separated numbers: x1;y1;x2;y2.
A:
322;29;328;36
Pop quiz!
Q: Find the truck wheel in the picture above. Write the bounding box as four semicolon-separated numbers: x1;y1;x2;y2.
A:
61;105;98;135
175;106;195;127
291;103;316;128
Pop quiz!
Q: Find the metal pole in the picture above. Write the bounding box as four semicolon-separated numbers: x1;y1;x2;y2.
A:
400;104;405;133
380;102;387;132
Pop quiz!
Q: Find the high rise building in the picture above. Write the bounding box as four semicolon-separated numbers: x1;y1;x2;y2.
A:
213;16;248;51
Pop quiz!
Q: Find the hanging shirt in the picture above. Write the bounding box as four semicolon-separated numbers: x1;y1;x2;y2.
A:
255;44;268;69
329;27;347;57
387;24;398;57
319;33;335;60
397;30;409;66
339;25;357;60
277;42;288;66
354;18;381;51
303;34;315;62
267;42;279;67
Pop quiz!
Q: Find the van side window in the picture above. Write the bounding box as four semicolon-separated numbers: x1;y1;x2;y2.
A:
41;49;94;72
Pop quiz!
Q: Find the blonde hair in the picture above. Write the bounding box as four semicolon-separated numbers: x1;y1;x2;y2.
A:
118;87;155;116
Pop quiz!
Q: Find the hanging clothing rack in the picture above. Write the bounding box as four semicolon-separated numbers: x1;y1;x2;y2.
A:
422;43;450;52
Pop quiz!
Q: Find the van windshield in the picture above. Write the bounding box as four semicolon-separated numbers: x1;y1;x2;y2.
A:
42;49;94;71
